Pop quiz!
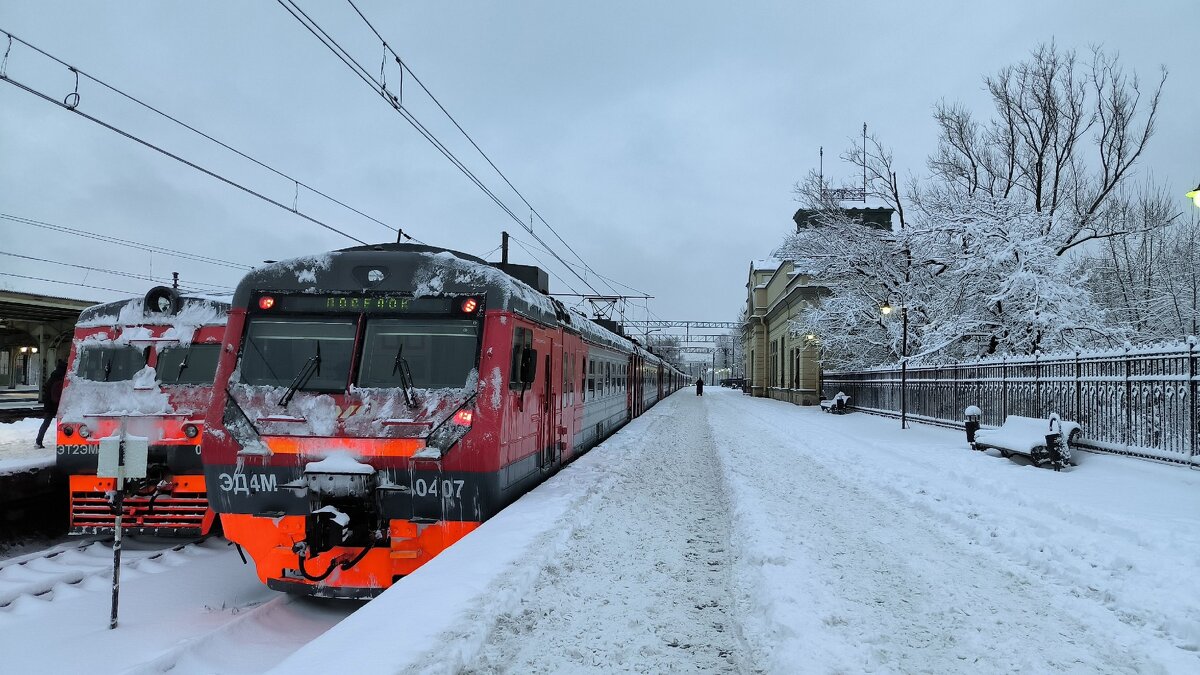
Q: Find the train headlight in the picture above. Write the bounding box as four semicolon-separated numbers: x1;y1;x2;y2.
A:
62;425;74;437
78;425;91;439
425;407;475;456
183;423;199;439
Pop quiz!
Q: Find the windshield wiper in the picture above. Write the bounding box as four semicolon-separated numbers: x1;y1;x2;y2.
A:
391;343;418;407
176;348;191;381
279;341;322;408
103;357;113;382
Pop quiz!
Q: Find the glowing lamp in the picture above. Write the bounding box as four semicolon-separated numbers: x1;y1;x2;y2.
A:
258;296;276;310
453;409;474;426
461;297;479;313
880;301;893;315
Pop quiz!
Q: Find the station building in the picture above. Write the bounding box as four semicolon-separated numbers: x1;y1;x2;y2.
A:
742;207;893;405
0;290;93;393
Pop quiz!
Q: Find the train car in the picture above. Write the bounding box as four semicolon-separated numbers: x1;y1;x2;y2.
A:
203;243;683;598
56;286;229;536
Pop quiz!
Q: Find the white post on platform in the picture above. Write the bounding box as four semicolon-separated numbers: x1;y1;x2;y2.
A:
97;430;148;629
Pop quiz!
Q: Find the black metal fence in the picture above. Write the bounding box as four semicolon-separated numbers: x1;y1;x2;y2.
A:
823;340;1199;465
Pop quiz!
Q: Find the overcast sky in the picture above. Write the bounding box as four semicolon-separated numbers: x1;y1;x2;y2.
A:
2;1;1196;336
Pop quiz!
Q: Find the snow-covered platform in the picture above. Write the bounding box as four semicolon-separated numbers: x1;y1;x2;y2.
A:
0;417;54;475
4;388;1198;673
284;388;1200;674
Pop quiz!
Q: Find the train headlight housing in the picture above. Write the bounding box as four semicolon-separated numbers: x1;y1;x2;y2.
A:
183;423;199;439
62;425;74;437
78;424;91;439
424;406;475;457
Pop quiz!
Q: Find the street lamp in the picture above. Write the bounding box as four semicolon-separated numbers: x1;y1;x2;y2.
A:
881;301;909;429
1187;184;1200;209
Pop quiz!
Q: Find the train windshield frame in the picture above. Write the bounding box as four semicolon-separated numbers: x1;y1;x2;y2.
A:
357;318;481;390
240;317;358;392
75;344;147;382
156;343;221;386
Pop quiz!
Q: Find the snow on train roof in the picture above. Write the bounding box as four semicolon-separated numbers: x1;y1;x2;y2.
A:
235;244;562;326
566;308;633;352
232;244;682;365
75;294;230;329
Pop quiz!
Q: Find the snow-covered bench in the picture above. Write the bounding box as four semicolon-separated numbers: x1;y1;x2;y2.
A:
819;392;851;414
974;415;1081;470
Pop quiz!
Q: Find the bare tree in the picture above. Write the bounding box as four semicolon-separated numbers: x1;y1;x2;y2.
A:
1087;186;1197;340
928;43;1166;255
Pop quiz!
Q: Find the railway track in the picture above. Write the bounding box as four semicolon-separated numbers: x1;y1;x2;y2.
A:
0;536;205;609
0;536;360;673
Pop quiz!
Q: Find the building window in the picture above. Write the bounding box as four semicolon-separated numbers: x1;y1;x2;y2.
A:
769;340;778;388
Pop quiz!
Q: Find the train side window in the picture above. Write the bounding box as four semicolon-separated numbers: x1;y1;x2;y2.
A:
587;359;595;399
561;352;569;408
509;327;534;390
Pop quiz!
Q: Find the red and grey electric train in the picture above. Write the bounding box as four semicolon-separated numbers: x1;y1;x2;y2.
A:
56;287;229;536
202;243;684;597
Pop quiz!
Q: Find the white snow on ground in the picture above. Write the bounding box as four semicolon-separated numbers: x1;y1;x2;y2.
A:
0;418;53;473
0;538;358;674
3;387;1198;673
280;387;1200;674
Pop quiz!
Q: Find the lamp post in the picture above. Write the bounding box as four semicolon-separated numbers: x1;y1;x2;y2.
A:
18;346;30;386
881;301;909;429
1187;184;1200;209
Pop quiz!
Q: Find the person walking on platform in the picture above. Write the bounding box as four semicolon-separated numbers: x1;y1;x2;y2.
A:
35;359;67;449
695;377;704;396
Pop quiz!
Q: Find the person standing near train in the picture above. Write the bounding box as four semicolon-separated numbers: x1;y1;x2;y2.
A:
695;377;704;396
35;359;67;449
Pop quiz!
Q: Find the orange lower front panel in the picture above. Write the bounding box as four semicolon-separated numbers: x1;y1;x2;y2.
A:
221;514;479;596
68;474;216;536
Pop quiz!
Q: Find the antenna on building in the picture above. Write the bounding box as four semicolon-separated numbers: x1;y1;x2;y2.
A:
863;122;868;198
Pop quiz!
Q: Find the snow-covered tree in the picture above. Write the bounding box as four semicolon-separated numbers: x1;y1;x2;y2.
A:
911;188;1124;355
1085;186;1199;340
775;42;1167;367
928;42;1166;255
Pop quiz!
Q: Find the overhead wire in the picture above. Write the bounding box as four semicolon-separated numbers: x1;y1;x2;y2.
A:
344;0;613;293
277;1;609;296
1;213;252;270
0;28;370;246
0;250;234;294
508;236;583;297
0;271;140;296
506;233;652;298
0;30;412;242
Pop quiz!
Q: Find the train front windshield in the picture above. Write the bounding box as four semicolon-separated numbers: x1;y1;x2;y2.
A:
358;319;479;389
75;345;147;381
239;316;480;392
157;344;221;385
240;319;357;391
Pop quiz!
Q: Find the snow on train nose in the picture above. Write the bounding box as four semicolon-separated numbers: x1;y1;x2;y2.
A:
302;453;378;498
296;452;380;556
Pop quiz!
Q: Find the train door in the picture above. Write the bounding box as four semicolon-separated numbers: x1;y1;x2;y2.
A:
626;356;634;419
538;336;561;470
